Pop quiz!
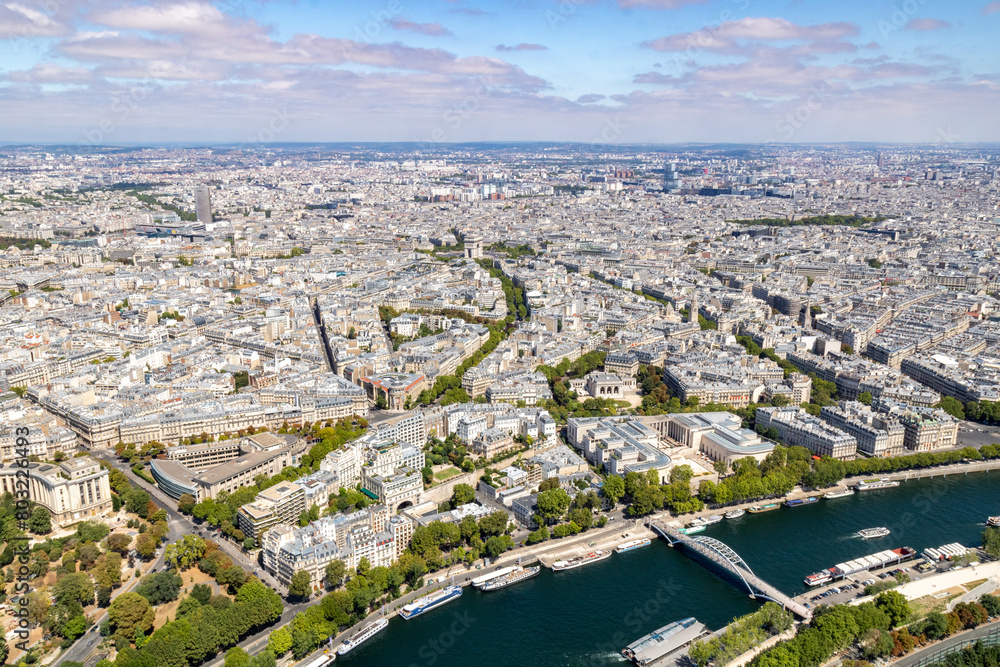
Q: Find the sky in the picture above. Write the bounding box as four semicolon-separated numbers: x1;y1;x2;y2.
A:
1;0;998;145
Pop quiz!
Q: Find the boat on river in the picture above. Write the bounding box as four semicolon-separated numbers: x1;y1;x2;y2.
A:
748;503;780;513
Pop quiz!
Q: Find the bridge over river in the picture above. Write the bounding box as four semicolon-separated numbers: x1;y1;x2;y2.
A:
650;521;813;622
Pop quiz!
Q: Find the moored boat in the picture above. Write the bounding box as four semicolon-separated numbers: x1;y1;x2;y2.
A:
399;585;462;619
804;569;835;587
616;538;652;553
551;550;612;571
824;488;855;499
784;497;819;508
748;503;780;513
678;525;705;535
622;617;706;666
470;566;517;589
336;617;388;655
724;509;745;519
701;514;724;525
803;546;916;586
480;565;540;591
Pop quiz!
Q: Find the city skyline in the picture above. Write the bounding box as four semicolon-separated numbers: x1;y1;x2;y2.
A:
1;0;999;145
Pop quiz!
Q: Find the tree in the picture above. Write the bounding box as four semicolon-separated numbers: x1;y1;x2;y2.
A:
628;485;664;517
125;488;151;517
78;520;110;543
235;578;283;626
135;532;157;560
602;475;625;506
50;583;90;639
216;564;249;594
713;460;729;477
536;488;571;524
754;644;799;667
165;534;206;569
325;560;346;589
979;593;1000;618
860;628;894;660
191;583;213;606
27;591;52;625
936;396;965;420
670;465;694;485
450;483;475;508
28;506;52;534
858;391;873;406
176;595;201;618
136;571;182;605
876;591;910;627
921;611;950;640
225;647;251;667
108;592;155;641
478;511;509;537
288;569;312;601
983;526;1000;559
483;535;512;559
106;532;132;555
567;507;593;531
812;606;860;650
178;493;196;514
268;627;293;657
459;515;480;544
54;571;95;608
526;526;548;544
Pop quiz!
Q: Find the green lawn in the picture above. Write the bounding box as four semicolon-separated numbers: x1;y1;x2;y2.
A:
434;467;462;481
131;463;155;484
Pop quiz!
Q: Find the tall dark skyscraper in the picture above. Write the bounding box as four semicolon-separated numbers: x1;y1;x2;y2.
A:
663;162;680;192
195;186;213;224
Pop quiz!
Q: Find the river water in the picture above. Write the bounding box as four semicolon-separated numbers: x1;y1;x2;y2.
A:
336;472;1000;667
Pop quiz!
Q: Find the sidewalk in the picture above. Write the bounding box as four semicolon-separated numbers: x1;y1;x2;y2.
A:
895;562;1000;601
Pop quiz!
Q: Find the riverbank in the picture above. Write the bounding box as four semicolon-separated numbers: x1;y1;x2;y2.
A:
672;457;1000;528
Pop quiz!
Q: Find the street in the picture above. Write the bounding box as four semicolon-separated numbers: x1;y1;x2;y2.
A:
957;422;1000;449
893;618;1000;667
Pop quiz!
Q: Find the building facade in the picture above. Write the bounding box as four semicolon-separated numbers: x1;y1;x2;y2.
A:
0;457;112;527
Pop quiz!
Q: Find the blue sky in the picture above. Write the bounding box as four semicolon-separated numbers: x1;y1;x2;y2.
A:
1;0;997;144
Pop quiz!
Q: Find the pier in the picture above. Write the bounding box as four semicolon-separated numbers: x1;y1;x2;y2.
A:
650;522;812;621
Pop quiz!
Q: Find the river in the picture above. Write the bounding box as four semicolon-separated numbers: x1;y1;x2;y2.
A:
335;471;1000;667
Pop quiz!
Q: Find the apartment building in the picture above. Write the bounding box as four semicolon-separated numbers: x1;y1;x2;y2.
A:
898;410;960;451
361;467;423;513
236;482;306;542
820;402;905;458
261;506;413;590
756;406;858;460
472;428;516;458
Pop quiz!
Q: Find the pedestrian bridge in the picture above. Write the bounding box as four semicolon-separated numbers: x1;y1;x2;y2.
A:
650;522;812;621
